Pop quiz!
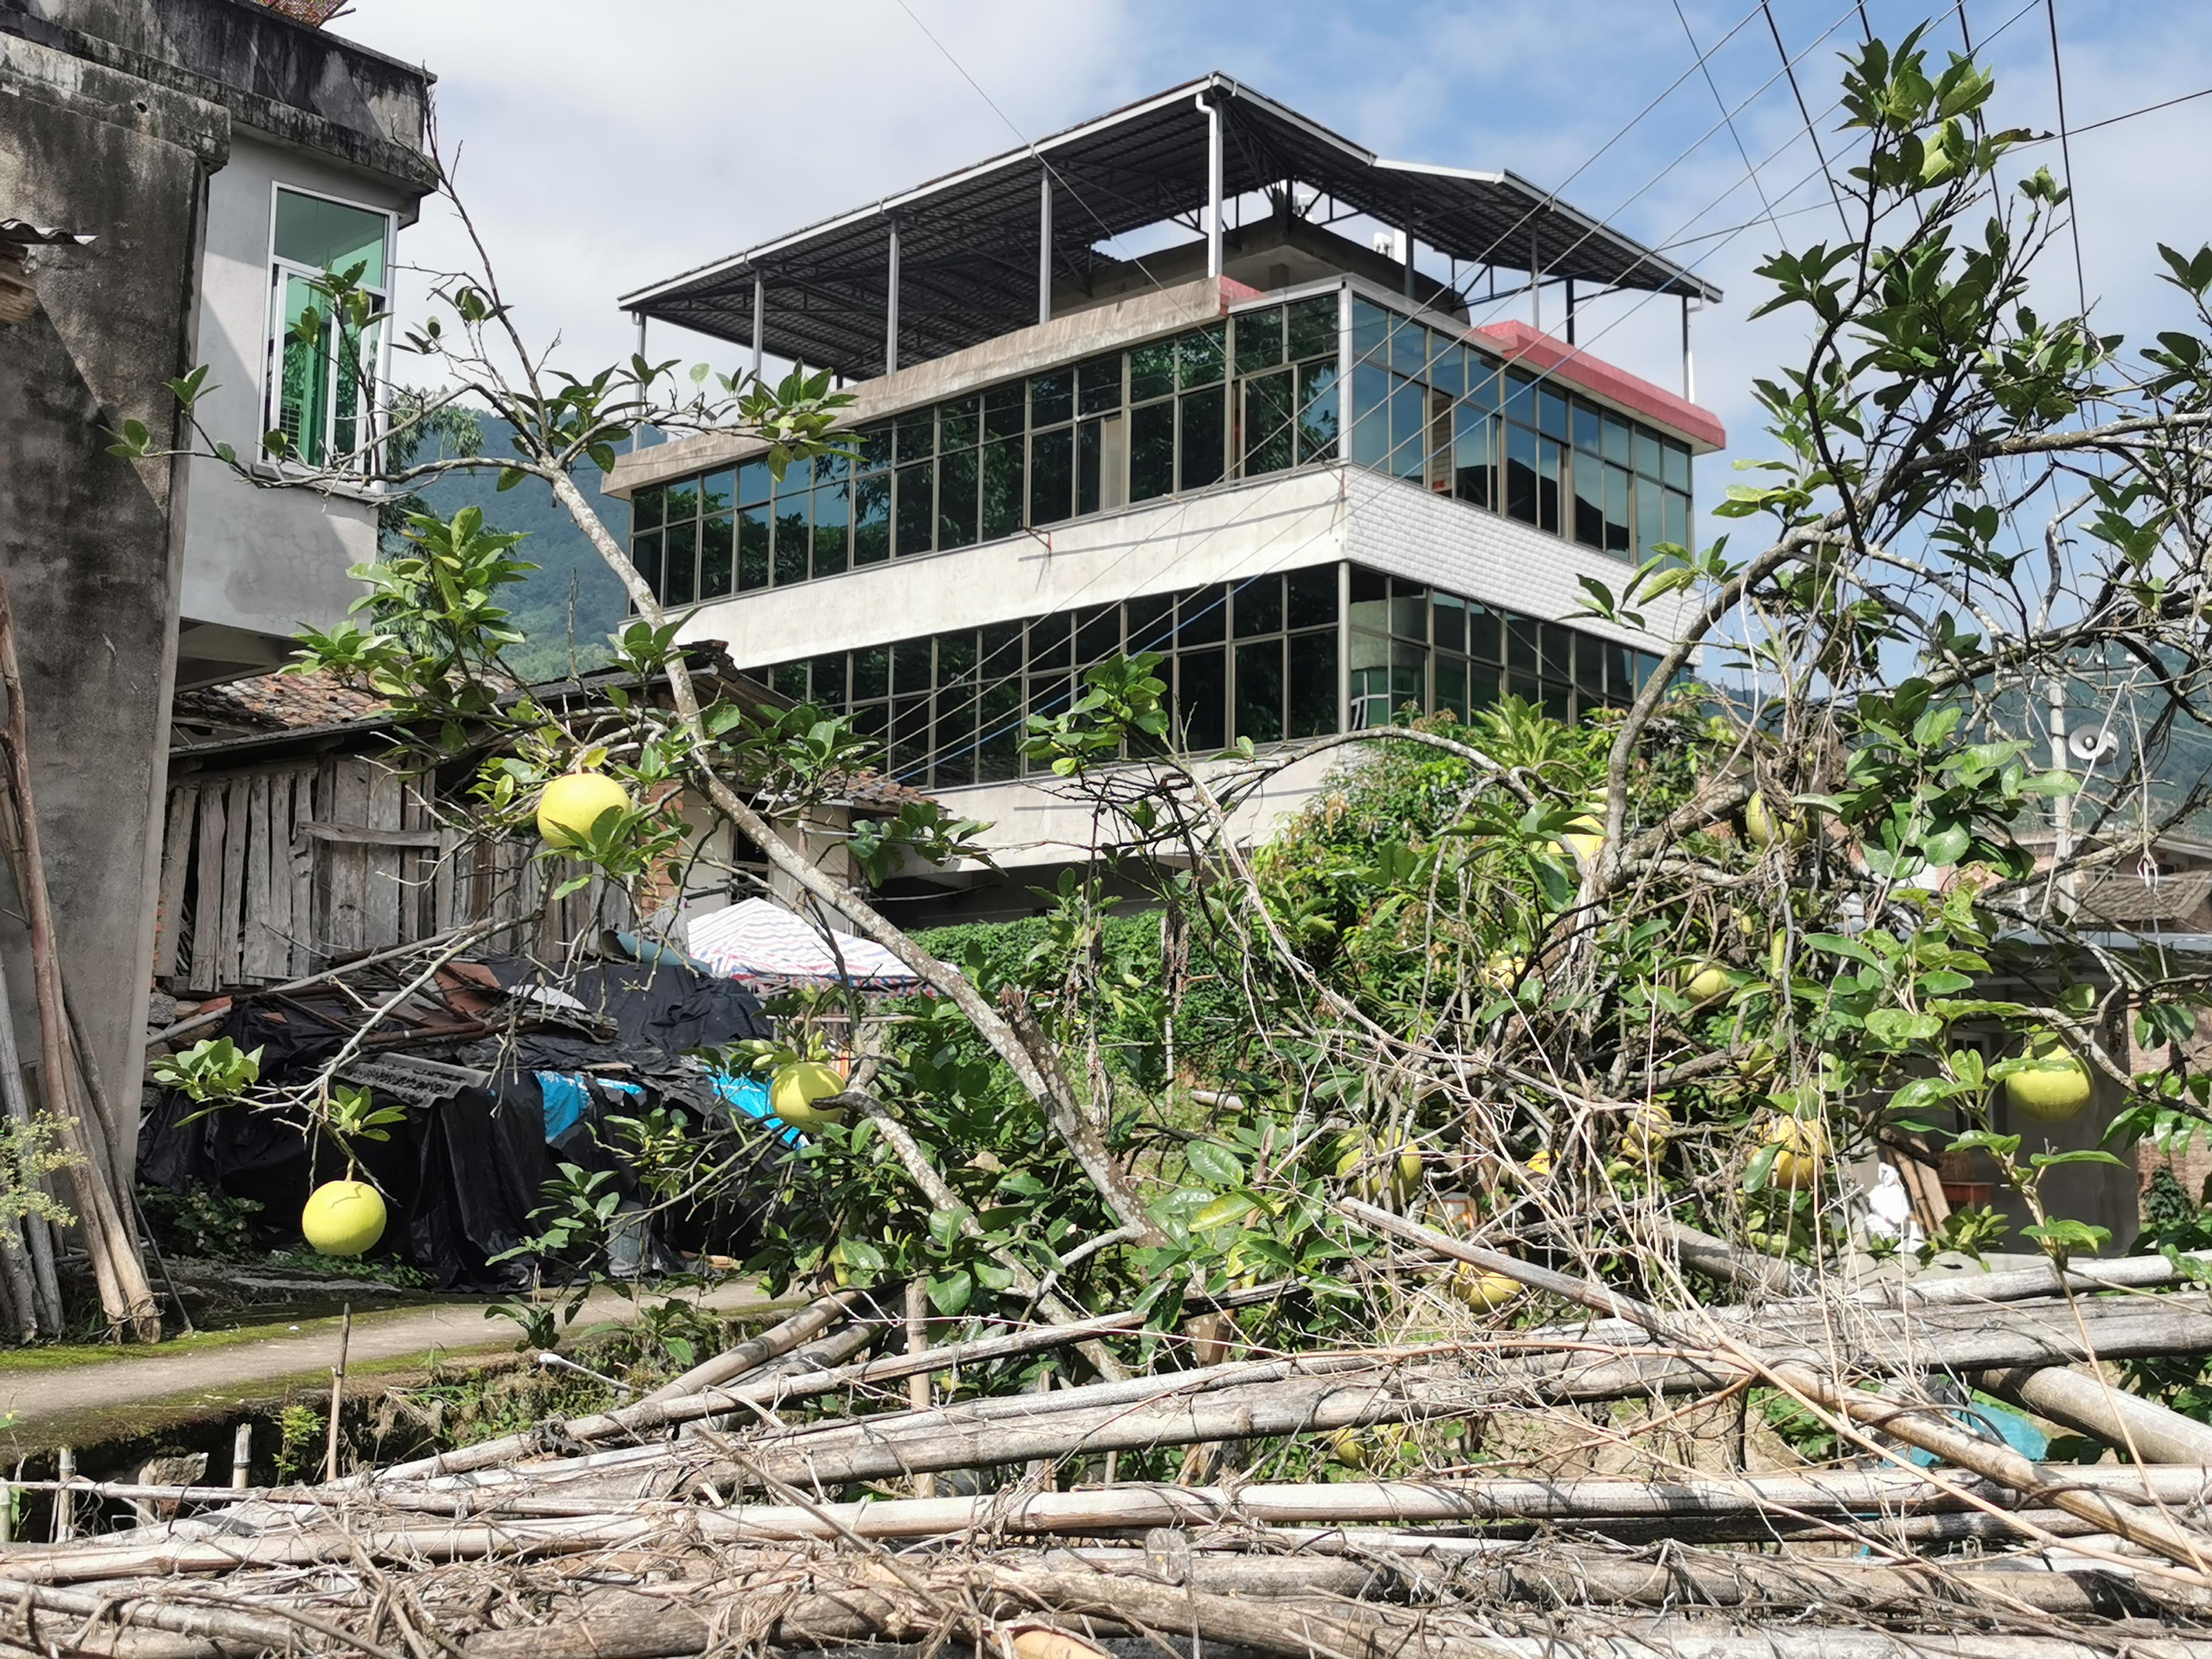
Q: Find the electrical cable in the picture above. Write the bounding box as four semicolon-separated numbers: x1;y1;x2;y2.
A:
2044;0;2091;317
1762;0;1853;237
1675;0;1789;250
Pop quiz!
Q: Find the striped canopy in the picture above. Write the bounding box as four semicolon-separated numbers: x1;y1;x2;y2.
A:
684;898;922;992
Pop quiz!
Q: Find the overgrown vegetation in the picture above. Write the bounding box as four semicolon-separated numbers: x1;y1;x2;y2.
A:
127;29;2212;1446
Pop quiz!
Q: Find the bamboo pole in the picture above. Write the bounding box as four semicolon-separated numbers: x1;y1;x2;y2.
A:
26;1468;2212;1579
1981;1362;2212;1464
904;1278;933;1500
0;574;158;1340
0;953;59;1335
370;1308;1145;1484
326;1303;351;1483
230;1423;251;1492
1339;1199;2212;1582
636;1289;860;1406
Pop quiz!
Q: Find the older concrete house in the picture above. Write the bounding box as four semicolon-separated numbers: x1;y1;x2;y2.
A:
0;0;433;1186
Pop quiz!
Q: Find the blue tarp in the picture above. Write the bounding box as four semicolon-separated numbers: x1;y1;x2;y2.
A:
535;1073;643;1142
711;1071;806;1148
537;1069;805;1149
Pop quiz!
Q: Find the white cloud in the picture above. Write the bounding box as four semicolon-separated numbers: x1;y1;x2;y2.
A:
330;0;2212;559
333;0;1153;378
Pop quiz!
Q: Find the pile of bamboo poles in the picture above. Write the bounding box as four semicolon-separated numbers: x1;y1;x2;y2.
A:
16;1207;2212;1659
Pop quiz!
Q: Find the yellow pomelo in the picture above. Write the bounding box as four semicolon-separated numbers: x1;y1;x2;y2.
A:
1335;1136;1423;1204
2004;1039;2092;1122
1623;1100;1675;1159
1760;1115;1830;1190
302;1179;386;1258
770;1060;846;1130
536;771;632;848
1449;1265;1524;1312
1681;962;1731;1005
1744;792;1806;850
1549;800;1606;865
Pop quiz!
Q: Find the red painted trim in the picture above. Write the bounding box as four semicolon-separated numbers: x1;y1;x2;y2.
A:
1473;318;1725;452
1217;275;1267;307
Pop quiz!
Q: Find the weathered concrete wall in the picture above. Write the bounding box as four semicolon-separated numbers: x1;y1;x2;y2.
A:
177;129;409;660
0;32;226;1179
4;0;432;187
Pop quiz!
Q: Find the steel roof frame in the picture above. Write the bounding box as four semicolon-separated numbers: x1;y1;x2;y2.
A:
620;73;1720;378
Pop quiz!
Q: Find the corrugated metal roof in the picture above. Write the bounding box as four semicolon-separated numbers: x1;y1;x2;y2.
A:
621;74;1719;380
2073;868;2212;927
0;221;95;247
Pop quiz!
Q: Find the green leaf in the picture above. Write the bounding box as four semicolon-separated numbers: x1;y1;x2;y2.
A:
1185;1141;1245;1188
925;1268;974;1315
1803;933;1882;968
1865;1009;1943;1045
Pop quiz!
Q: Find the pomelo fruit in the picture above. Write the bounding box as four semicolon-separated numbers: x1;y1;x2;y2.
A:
2004;1037;2092;1122
770;1059;846;1131
1623;1100;1675;1159
1681;962;1731;1005
302;1179;386;1258
536;771;632;848
1761;1115;1830;1190
1744;792;1806;850
1449;1265;1524;1312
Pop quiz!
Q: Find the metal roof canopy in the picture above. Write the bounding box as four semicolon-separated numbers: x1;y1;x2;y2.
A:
619;73;1721;381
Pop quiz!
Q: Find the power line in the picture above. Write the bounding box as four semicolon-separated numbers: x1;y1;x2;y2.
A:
891;0;1175;297
2044;0;2090;317
1676;0;1789;250
1761;0;1852;237
2070;81;2212;136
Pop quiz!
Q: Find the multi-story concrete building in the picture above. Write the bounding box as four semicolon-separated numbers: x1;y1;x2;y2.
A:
607;76;1724;923
0;0;432;1182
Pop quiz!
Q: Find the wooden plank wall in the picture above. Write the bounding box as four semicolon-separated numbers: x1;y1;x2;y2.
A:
156;756;632;996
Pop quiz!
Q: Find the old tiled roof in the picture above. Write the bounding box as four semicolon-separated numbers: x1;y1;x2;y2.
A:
170;668;937;809
170;669;389;742
2073;868;2212;928
830;771;938;812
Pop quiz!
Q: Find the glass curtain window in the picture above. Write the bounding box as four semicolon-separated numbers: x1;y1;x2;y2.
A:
268;188;390;469
745;562;1651;785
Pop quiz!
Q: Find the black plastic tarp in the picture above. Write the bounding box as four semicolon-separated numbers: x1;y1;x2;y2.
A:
139;956;773;1289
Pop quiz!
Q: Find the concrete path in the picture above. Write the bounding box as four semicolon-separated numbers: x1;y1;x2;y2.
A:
0;1279;778;1448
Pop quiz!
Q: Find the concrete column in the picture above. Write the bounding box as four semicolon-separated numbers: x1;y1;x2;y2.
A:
884;215;900;375
1037;170;1053;326
751;270;764;380
1200;94;1223;280
1402;230;1416;298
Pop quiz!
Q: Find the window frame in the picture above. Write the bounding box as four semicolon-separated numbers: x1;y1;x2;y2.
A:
261;182;398;474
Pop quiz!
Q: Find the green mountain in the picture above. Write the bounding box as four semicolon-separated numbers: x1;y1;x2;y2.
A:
395;414;634;683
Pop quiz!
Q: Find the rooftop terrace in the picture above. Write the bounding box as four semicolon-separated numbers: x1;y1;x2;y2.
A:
619;73;1720;381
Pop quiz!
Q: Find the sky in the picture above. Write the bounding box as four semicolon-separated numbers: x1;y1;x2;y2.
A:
330;0;2212;561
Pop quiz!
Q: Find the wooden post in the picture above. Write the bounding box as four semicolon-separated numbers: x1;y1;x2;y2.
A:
326;1304;352;1483
0;898;62;1334
905;1280;933;1500
0;572;159;1339
231;1422;252;1491
52;1447;71;1542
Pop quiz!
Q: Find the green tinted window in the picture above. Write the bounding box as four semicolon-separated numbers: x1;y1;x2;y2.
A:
274;189;387;287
